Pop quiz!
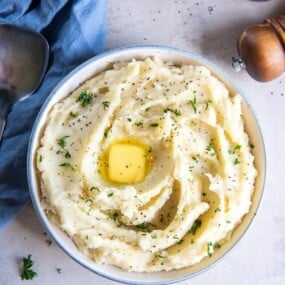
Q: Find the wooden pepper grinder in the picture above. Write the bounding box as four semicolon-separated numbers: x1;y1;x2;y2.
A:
232;15;285;82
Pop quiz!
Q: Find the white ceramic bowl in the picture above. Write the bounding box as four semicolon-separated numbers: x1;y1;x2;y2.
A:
27;46;266;284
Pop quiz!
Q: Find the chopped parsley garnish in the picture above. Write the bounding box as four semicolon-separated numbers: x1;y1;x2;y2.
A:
107;192;114;197
235;144;241;150
214;207;221;213
191;154;200;162
206;143;215;156
164;107;181;116
233;158;240;165
207;242;213;257
228;144;241;154
76;90;93;107
39;155;43;162
205;99;212;110
59;162;74;169
57;136;72;159
127;117;132;122
64;150;71;159
172;235;184;245
150;123;159;127
176;239;184;245
157;254;166;259
85;198;93;203
102;100;110;110
189;165;194;172
108;212;118;221
108;212;123;227
135;222;156;231
189;96;197;113
57;136;70;148
188;219;202;235
135;122;143;127
21;255;37;280
90;186;100;192
69;111;78;118
228;145;241;165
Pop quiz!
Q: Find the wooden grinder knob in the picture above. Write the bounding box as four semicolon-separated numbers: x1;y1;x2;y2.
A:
236;15;285;82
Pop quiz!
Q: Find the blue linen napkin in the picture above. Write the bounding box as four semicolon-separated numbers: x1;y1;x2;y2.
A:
0;0;106;228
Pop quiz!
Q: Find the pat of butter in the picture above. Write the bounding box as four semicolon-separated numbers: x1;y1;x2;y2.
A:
108;143;146;184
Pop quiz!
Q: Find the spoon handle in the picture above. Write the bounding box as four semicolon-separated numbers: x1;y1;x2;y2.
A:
0;96;11;142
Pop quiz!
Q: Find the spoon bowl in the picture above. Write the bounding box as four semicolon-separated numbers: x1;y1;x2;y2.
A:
0;23;49;140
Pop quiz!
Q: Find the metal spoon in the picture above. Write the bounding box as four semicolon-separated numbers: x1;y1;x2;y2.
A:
0;23;49;141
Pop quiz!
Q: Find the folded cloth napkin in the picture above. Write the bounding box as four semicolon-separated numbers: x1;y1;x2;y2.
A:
0;0;106;228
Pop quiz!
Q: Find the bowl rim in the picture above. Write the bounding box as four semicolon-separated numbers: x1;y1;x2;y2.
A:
27;44;266;285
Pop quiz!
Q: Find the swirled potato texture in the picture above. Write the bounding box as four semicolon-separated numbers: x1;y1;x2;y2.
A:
37;57;257;272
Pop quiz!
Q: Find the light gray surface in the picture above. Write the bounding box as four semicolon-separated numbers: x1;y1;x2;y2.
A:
1;1;285;284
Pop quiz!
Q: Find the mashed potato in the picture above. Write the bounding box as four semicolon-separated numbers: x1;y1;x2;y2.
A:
37;57;257;272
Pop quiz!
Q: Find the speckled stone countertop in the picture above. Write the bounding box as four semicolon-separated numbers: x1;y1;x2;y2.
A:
1;1;284;284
